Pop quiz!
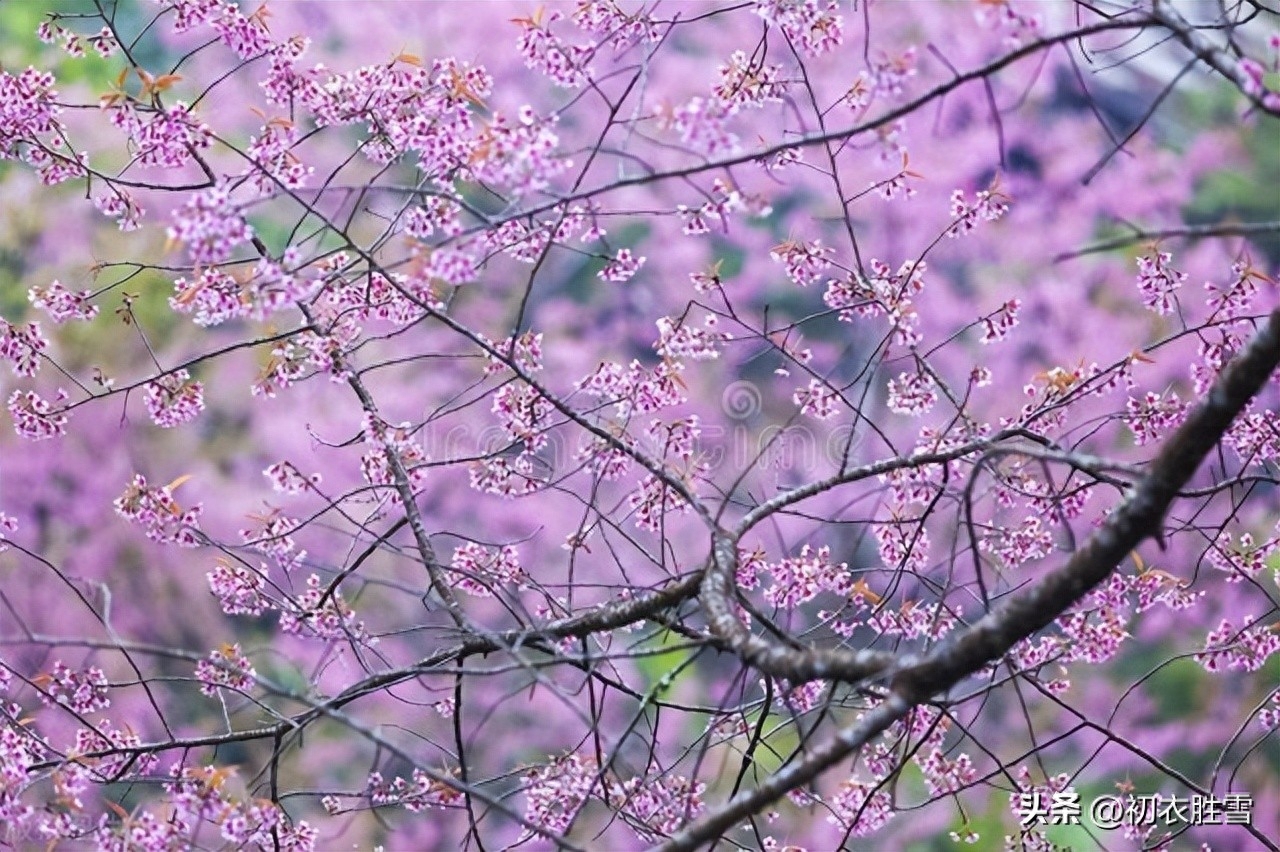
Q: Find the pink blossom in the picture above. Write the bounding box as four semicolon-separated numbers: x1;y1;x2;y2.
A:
829;777;894;836
0;67;61;159
714;51;787;109
112;473;204;548
7;388;68;440
143;369;205;428
793;378;840;420
0;319;49;377
598;247;646;283
167;183;253;265
1196;617;1280;672
279;574;375;646
195;643;257;696
515;7;593;88
38;662;110;714
1135;251;1186;315
208;561;270;617
655;314;727;361
770;238;832;286
886;370;938;416
980;299;1021;343
754;0;844;57
450;541;526;596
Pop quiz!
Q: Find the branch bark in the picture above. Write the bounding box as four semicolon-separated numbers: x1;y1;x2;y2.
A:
662;307;1280;851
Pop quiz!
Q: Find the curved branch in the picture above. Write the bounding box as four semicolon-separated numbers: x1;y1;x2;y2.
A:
664;307;1280;850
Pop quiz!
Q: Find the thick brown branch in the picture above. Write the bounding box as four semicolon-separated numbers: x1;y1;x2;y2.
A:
893;306;1280;702
665;307;1280;850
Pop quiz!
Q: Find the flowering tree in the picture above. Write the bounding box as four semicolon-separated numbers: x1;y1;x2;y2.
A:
1;0;1278;849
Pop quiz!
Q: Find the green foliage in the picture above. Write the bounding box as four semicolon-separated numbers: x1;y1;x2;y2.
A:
1185;115;1280;265
1;2;113;86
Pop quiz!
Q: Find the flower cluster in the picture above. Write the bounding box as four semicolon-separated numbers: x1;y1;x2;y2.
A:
762;544;847;609
975;0;1043;47
143;369;205;428
492;382;554;452
982;515;1054;567
0;320;49;377
655;314;727;361
875;516;931;574
1196;617;1280;673
754;0;844;57
208;560;269;617
195;643;257;696
108;101;213;171
829;777;894;836
572;1;662;50
575;358;687;418
630;472;697;532
612;773;707;843
359;413;430;496
770;238;832;287
244;118;313;196
466;107;570;198
6;388;68;440
469;452;542;498
918;749;976;796
38;662;110;715
167;183;254;265
874;152;921;200
0;66;61;160
28;280;98;323
404;196;464;240
598;248;646;283
1057;606;1130;665
867;600;959;642
263;460;323;495
520;753;600;839
823;258;927;346
91;189;145;231
792;378;841;420
71;717;157;779
1206;530;1273;583
765;677;829;714
1123;391;1187;446
979;299;1021;344
676;179;750;235
665;97;738;157
112;474;204;548
209;2;277;58
713;51;787;110
279;574;374;646
520;753;706;844
948;184;1010;237
868;48;918;99
647;416;702;464
886;370;938;416
515;7;593;88
1205;257;1267;322
1260;691;1280;731
1135;250;1186;316
94;765;316;851
1225;407;1280;467
449;541;526;597
483;330;545;376
576;436;631;481
240;509;306;571
365;769;464;813
169;269;246;327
